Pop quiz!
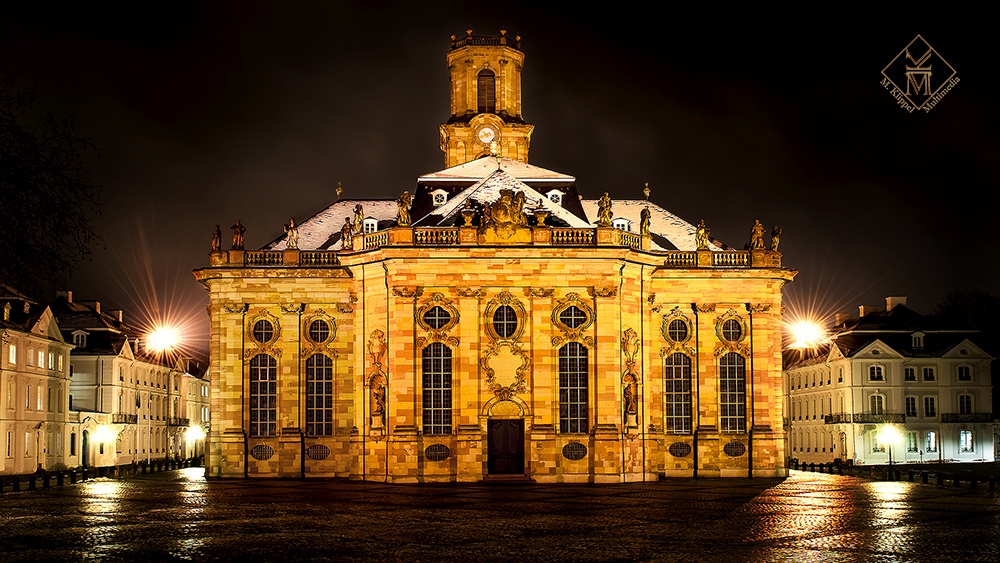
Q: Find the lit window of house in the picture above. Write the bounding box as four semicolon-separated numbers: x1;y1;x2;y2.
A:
960;430;974;452
364;218;378;234
612;219;630;232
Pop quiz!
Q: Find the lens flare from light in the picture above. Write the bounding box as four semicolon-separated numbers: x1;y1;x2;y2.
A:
147;327;181;354
94;425;117;443
787;320;827;349
186;425;206;442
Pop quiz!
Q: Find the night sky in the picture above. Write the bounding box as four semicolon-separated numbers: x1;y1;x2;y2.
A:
3;3;997;356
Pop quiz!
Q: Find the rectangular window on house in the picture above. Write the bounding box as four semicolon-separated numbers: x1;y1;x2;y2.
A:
922;367;935;381
905;396;917;417
27;349;34;366
906;431;919;452
959;394;973;414
7;344;15;365
926;431;937;452
70;433;76;456
960;430;974;452
48;352;54;370
58;355;63;372
5;431;11;458
924;396;936;417
421;344;453;435
904;367;916;381
305;354;335;436
559;342;589;433
869;366;884;381
872;434;885;453
249;354;278;437
957;366;972;381
719;353;747;433
38;351;44;367
37;385;43;410
869;395;885;415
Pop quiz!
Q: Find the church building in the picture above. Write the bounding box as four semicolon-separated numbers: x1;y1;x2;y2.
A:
194;32;796;482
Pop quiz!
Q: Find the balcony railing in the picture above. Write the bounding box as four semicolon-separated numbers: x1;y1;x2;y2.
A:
112;414;138;424
941;413;993;423
211;226;781;269
168;417;190;427
824;413;852;424
852;413;906;424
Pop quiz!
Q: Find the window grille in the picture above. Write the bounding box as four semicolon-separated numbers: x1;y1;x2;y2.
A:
559;342;589;433
305;354;334;436
422;344;452;435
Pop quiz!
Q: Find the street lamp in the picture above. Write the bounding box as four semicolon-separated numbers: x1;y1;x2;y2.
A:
878;425;903;466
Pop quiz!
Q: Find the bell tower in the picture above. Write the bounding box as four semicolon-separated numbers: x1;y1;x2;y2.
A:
439;30;534;167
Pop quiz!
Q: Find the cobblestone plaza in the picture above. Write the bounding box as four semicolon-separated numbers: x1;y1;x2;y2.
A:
2;469;999;562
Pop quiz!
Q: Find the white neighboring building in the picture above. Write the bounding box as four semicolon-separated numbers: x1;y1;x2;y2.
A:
784;297;994;466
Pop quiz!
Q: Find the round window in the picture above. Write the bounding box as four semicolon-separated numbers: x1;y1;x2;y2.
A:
424;444;451;462
252;319;274;343
422;306;452;330
559;306;587;329
308;319;330;343
667;319;688;342
562;442;588;461
492;305;517;338
722;319;742;342
723;441;747;457
668;442;692;457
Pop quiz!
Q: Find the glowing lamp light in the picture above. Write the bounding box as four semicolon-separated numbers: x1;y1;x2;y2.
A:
147;326;181;354
878;425;903;447
186;425;206;442
93;425;117;443
788;320;827;349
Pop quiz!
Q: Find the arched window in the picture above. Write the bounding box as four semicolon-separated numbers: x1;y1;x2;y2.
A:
306;354;335;436
422;344;452;435
559;342;589;433
492;305;517;339
869;394;885;415
663;353;692;433
249;354;278;437
477;69;496;114
719;353;746;432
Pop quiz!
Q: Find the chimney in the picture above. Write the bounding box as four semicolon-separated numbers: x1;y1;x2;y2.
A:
108;309;124;322
79;300;101;313
858;304;879;317
835;312;852;326
886;296;907;311
56;290;73;303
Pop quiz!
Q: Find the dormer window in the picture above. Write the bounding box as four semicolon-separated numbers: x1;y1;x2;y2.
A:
72;331;88;348
547;190;563;205
429;189;449;207
363;218;378;234
613;219;631;232
911;332;924;349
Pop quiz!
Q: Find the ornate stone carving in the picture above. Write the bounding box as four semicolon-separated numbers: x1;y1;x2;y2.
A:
770;225;781;251
415;292;459;348
694;303;716;313
392;286;423;299
482;341;530;400
280;303;304;314
455;287;485;298
714;308;751;357
750;220;765;251
244;310;281;360
211;225;221;252
524;287;554;298
551;292;595;348
659;307;697;358
222;303;248;314
596;192;613;227
588;287;618;298
484;291;527;342
302;311;338;359
696;220;710;250
336;303;354;314
396;191;412;226
367;329;387;435
747;303;772;314
640;207;650;236
480;189;529;242
231;219;246;250
284;217;299;249
621;328;640;428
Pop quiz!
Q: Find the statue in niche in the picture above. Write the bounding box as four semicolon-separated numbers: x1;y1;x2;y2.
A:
231;219;246;250
750;220;766;250
624;380;638;416
396;191;412;226
341;217;354;251
695;219;710;250
283;217;298;249
640;207;651;236
596;192;613;226
353;204;364;234
770;225;781;251
211;225;221;252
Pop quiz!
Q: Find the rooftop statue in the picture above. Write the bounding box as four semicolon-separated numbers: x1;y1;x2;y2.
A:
771;225;781;252
397;191;412;227
596;192;613;227
284;217;299;250
695;219;710;250
750;220;765;251
211;225;221;252
231;219;246;250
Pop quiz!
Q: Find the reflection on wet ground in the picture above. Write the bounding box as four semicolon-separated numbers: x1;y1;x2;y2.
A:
1;470;997;562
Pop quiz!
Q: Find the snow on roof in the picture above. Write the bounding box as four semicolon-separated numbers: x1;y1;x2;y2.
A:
266;199;399;251
417;157;574;183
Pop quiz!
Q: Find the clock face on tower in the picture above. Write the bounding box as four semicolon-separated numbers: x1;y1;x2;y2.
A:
476;125;498;145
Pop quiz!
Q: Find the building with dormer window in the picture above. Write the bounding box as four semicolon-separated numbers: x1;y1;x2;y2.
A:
195;32;795;482
783;296;994;466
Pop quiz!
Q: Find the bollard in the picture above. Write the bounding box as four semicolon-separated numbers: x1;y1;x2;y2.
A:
82;468;88;482
43;473;51;488
13;477;21;492
936;473;944;486
921;472;929;484
809;463;816;473
57;472;65;486
907;470;914;482
27;475;36;490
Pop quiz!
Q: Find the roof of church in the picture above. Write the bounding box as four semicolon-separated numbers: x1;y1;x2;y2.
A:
579;199;731;251
415;169;591;228
266;199;399;251
417;157;574;183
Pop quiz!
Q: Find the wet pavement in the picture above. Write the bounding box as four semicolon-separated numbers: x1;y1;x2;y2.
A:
2;469;999;562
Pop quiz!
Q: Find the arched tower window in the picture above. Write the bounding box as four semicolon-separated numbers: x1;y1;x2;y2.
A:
422;343;452;435
306;354;335;436
477;69;496;114
559;342;589;433
249;354;278;437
